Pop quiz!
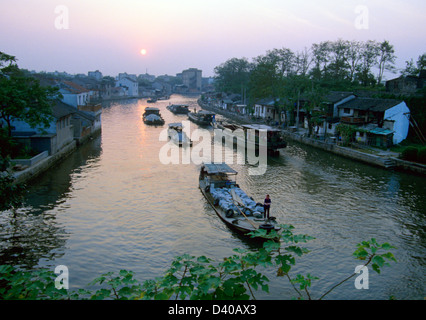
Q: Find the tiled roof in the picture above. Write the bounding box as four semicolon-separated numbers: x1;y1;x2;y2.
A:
62;80;90;94
337;97;402;112
52;100;95;121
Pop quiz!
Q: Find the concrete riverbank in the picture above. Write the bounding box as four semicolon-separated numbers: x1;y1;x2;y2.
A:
12;129;102;185
12;141;77;185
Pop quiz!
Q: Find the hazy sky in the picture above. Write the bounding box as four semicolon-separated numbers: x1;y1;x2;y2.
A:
1;0;425;78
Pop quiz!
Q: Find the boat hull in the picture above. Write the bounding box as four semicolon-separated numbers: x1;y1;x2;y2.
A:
144;120;164;125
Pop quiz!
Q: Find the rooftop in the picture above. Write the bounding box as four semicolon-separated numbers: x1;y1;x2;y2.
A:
338;97;402;112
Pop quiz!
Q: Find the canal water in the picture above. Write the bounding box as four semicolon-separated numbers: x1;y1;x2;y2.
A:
1;95;424;300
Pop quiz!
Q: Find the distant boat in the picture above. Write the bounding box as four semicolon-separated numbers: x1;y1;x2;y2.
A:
188;110;215;127
167;104;190;114
167;122;193;147
142;107;164;125
199;163;280;238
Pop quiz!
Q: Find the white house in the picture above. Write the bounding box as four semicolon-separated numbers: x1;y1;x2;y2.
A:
116;77;139;97
337;97;410;145
254;98;281;122
382;101;411;144
59;81;91;107
314;92;357;136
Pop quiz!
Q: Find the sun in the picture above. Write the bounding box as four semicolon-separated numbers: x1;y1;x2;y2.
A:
140;49;147;56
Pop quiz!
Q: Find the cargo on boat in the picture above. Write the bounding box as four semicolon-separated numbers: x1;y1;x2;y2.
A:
142;107;165;125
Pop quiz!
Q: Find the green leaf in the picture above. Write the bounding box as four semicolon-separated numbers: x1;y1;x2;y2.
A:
381;252;397;262
372;255;385;267
197;256;211;263
372;264;381;274
286;246;304;256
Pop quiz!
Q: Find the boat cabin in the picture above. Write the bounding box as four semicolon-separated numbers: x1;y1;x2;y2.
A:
241;124;286;150
168;122;183;132
197;110;216;121
143;107;161;116
199;163;238;189
168;104;190;114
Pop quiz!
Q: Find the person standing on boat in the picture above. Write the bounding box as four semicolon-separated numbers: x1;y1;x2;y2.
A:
263;195;271;220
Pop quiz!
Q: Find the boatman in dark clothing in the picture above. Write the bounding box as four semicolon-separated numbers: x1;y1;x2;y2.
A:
263;194;271;220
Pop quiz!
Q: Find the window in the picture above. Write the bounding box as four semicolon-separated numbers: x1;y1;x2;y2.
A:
343;108;350;114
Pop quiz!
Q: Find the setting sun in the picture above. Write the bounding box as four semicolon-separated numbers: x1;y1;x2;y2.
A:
140;49;147;55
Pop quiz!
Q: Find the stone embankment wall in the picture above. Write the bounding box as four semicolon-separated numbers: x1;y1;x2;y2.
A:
282;131;389;168
282;130;426;176
13;141;77;185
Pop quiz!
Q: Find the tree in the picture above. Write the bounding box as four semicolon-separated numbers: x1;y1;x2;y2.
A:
327;39;350;81
357;40;380;87
293;48;312;77
266;47;296;79
402;59;418;76
310;41;332;80
376;40;396;85
346;40;363;82
0;152;25;211
248;57;278;102
0;52;61;137
213;57;252;94
305;82;329;136
282;75;311;128
417;53;426;71
403;53;426;76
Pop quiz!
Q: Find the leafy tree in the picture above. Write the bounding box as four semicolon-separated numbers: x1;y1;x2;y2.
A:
0;161;25;211
282;75;311;128
248;50;290;103
304;82;329;136
326;38;350;81
213;57;252;94
417;53;426;71
310;41;332;81
402;53;426;76
266;47;296;79
402;59;419;76
357;40;380;87
0;51;61;137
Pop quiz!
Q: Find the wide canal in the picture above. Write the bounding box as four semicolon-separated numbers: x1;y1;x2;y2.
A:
1;95;424;300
